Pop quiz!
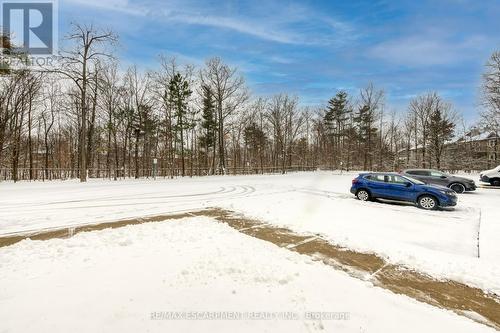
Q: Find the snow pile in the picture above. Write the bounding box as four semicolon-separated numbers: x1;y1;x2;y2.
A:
0;217;494;332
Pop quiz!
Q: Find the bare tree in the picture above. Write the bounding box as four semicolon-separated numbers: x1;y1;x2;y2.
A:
123;66;152;178
481;51;500;134
200;57;249;173
402;112;416;168
427;98;456;169
98;61;122;180
357;83;384;170
480;51;500;165
0;73;22;166
409;92;437;167
57;23;117;182
3;71;41;181
266;94;304;173
40;75;60;179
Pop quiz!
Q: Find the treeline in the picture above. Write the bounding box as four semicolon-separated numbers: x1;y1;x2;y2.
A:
0;24;499;181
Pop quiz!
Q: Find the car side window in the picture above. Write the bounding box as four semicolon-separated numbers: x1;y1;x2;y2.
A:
430;171;444;177
387;175;407;184
411;170;428;176
368;174;385;182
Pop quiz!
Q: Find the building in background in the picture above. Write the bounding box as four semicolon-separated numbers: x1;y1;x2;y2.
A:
398;129;499;172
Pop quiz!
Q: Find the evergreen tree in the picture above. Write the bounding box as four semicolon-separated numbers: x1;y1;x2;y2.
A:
428;108;455;168
129;104;158;178
323;91;350;167
354;104;377;170
244;122;266;152
0;34;26;74
199;85;217;172
324;91;349;132
0;34;13;74
168;72;193;176
244;122;267;170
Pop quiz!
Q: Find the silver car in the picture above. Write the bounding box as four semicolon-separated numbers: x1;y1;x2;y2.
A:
401;169;476;193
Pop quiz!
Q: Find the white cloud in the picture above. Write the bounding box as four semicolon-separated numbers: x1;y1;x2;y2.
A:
161;12;301;44
64;0;354;46
65;0;148;16
369;34;490;66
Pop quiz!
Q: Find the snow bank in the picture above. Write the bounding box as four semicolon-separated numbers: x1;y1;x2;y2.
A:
0;217;494;332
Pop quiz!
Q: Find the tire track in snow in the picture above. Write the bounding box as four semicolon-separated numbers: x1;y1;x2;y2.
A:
0;187;231;210
0;185;258;214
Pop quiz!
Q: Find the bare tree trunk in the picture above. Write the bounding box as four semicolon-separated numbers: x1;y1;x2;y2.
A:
134;130;140;179
28;98;33;180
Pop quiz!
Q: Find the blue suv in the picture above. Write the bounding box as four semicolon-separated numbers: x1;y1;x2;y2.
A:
350;173;457;210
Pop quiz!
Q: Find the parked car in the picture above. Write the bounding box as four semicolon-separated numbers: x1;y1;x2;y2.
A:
350;172;458;210
479;165;500;186
401;169;476;193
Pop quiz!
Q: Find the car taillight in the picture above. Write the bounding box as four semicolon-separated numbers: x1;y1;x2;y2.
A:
352;178;358;184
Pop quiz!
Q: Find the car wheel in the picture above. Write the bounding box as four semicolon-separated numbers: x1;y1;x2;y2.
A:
356;189;370;201
417;195;437;210
491;179;500;186
449;183;465;193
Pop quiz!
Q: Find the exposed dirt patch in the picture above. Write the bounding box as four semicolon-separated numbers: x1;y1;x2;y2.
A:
1;207;499;329
293;238;386;274
207;209;500;330
239;227;312;247
375;265;500;328
210;209;500;329
201;207;258;229
0;211;201;247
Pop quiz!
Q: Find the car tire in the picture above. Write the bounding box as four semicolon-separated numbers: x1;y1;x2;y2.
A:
449;183;465;193
356;189;370;201
417;195;438;210
490;179;500;186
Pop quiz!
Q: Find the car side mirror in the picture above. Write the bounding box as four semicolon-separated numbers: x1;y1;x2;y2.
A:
405;182;412;187
440;175;447;179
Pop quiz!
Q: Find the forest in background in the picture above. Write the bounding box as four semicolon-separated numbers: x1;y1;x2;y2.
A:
1;24;499;182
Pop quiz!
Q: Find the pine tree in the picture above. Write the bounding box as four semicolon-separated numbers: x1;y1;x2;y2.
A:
354;104;377;170
323;91;350;168
168;72;193;176
199;85;217;172
0;34;13;74
0;33;26;74
428;108;455;169
244;121;266;164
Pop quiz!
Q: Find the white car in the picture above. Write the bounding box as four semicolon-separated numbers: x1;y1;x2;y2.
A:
479;165;500;186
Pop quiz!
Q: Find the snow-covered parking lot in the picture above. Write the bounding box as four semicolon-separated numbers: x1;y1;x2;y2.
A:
1;171;500;331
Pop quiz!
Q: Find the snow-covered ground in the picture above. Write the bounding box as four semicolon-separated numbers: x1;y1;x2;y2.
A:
0;217;495;332
0;171;499;295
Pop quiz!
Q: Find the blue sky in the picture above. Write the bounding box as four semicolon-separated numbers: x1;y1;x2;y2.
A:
59;0;500;122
